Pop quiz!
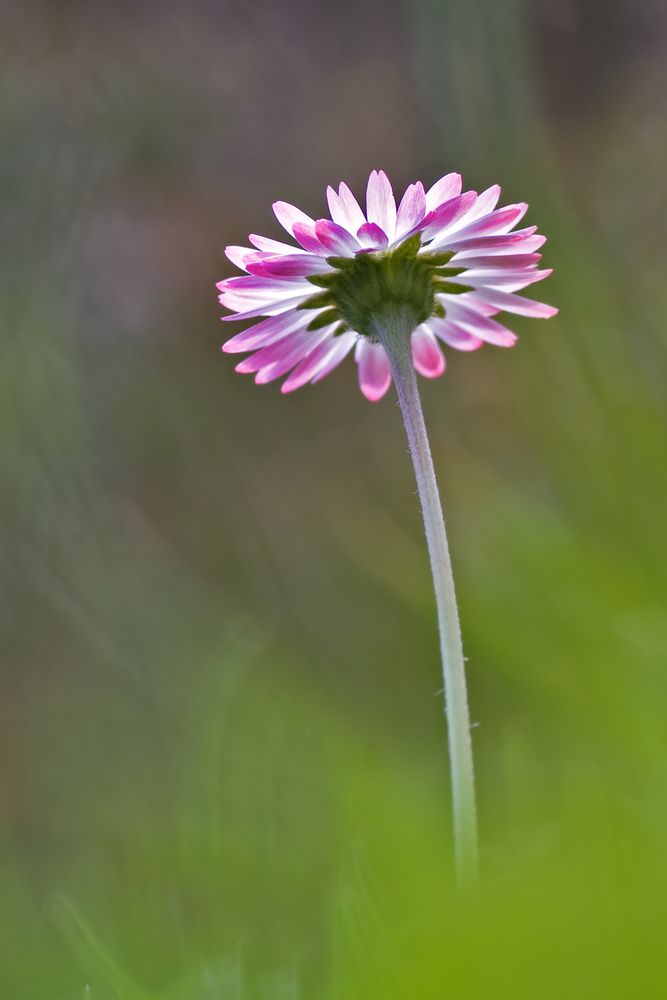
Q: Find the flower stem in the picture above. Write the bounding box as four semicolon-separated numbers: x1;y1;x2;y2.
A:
373;310;479;884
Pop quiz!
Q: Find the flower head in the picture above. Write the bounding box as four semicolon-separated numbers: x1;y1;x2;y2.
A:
218;170;557;401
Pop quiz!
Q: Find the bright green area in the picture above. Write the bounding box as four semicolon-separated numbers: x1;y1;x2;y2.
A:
2;1;666;997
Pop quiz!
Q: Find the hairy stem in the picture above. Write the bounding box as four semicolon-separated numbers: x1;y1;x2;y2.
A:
373;310;479;883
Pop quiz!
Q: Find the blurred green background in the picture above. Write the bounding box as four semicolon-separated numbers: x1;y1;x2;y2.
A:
2;1;667;996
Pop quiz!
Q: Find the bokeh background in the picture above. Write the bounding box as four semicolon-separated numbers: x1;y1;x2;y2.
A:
2;1;667;996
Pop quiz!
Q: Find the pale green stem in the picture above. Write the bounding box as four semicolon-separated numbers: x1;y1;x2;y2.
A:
372;309;479;884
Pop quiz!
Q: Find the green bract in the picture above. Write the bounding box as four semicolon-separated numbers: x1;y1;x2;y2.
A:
300;236;471;339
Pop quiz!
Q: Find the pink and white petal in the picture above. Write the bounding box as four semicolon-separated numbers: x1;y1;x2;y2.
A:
218;289;269;311
222;310;307;354
326;187;345;230
220;294;311;322
315;219;359;255
428;318;484;351
292;222;328;254
509;226;538;238
219;274;277;296
471;287;559;318
356;340;392;402
394;182;427;241
218;279;313;314
254;327;334;384
310;331;357;384
225;246;265;271
411;328;446;378
450;233;546;256
281;331;354;393
444;204;529;243
249;234;307;254
426;186;500;246
218;289;305;314
237;323;329;376
444;301;518;346
326;188;361;238
356;222;389;250
335;182;367;232
449;253;542;271
464;267;553;290
246;254;330;278
219;275;311;294
421;192;478;244
461;184;501;223
280;335;338;393
366;170;397;241
425;173;462;212
234;333;305;374
273;201;316;237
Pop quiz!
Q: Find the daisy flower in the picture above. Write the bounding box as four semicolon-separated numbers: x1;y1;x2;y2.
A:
218;169;557;401
216;170;558;884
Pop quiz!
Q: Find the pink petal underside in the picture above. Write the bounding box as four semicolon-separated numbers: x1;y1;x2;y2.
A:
460;297;499;317
428;318;484;352
366;170;397;240
225;246;266;271
249;234;306;254
222;310;307;354
273;201;316;237
218;285;308;314
217;274;312;300
356;222;388;250
426;189;501;249
461;185;501;224
356;340;392;402
326;187;360;236
472;287;559;318
292;222;328;254
280;335;338;393
219;292;294;314
394;182;426;240
334;182;367;232
315;219;359;255
254;327;334;384
220;294;311;322
463;267;553;290
424;173;462;212
444;301;518;346
446;204;529;242
246;254;329;277
451;253;542;271
281;331;356;393
422;191;478;241
451;233;545;256
310;331;357;384
411;328;446;378
236;324;330;377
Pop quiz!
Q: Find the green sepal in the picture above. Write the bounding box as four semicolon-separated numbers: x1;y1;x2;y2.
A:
306;272;338;288
392;233;422;257
298;291;335;310
432;302;446;318
434;266;466;276
326;256;357;270
307;308;340;331
434;281;472;294
425;251;455;266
